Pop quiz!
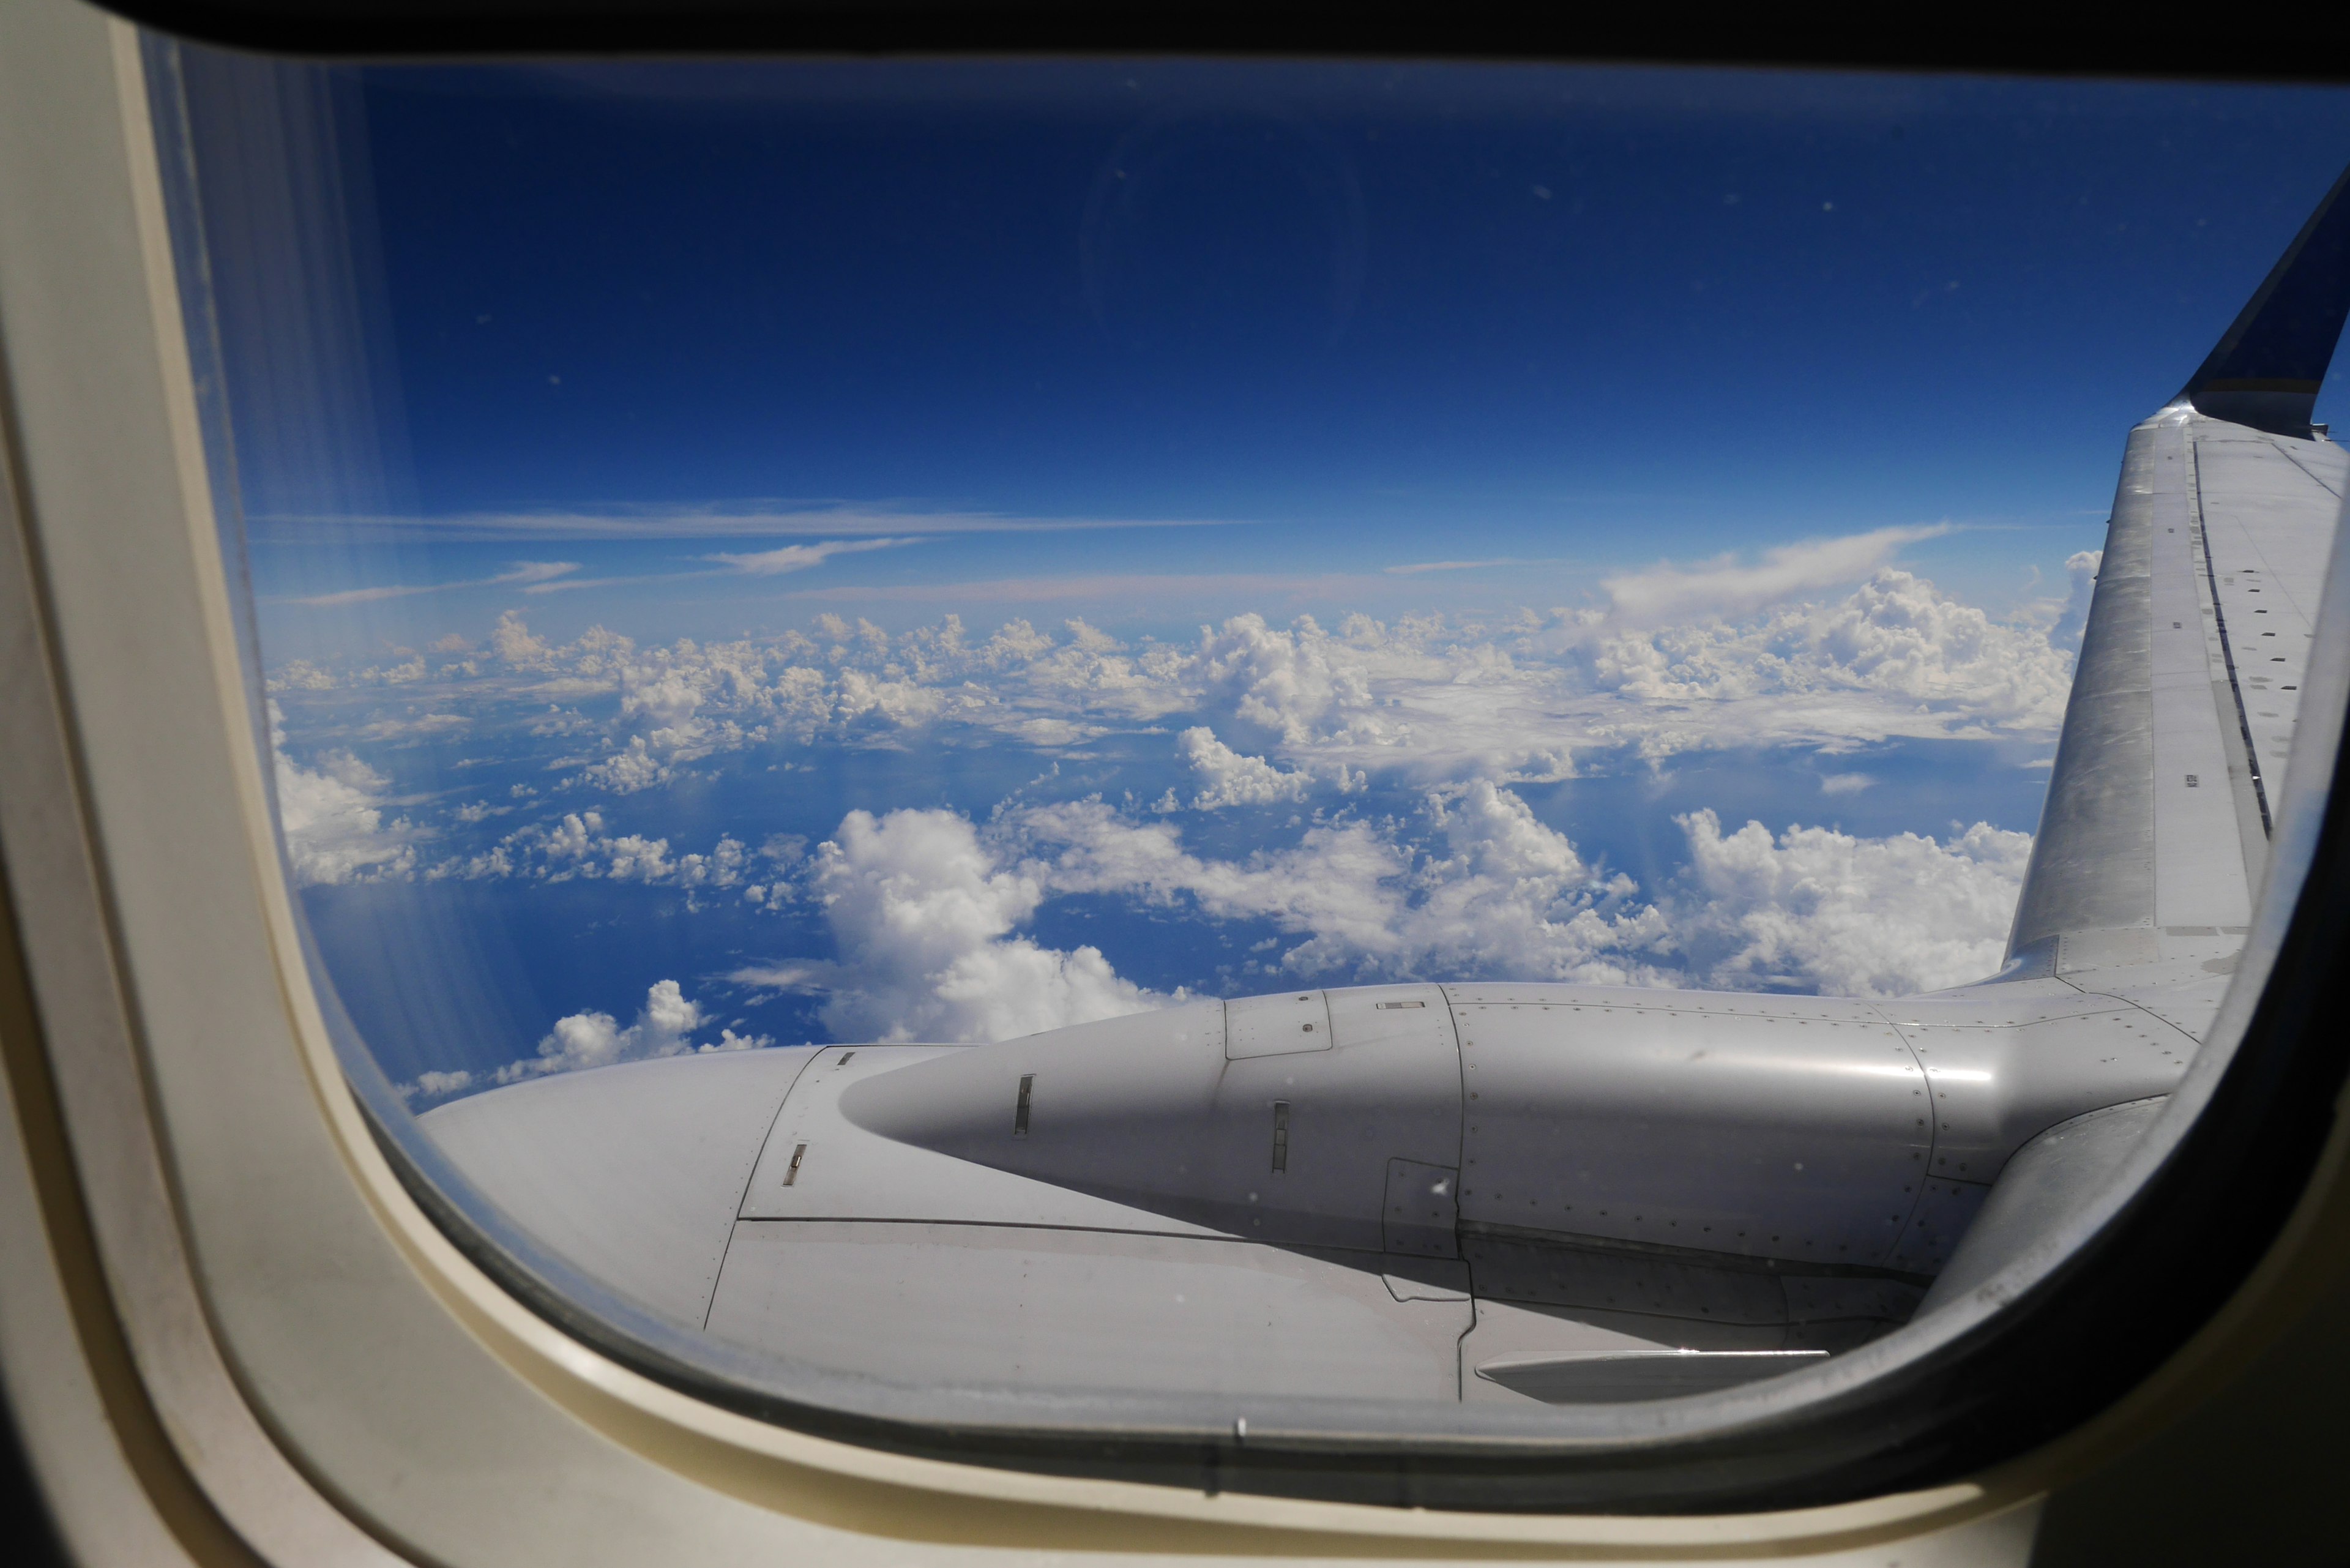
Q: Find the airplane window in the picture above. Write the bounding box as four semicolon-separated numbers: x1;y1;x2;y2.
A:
141;31;2350;1447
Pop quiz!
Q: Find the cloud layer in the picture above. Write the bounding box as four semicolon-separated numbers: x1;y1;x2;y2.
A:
692;785;2035;1061
276;528;2080;1097
288;551;2075;806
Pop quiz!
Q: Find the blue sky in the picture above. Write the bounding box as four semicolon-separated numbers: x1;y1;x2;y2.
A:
201;58;2350;1098
246;59;2350;651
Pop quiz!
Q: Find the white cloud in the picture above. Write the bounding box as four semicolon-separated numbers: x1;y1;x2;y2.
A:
2050;549;2102;651
270;701;416;886
1581;566;2077;756
294;534;2080;817
1193;612;1376;745
494;561;586;588
1597;525;1949;626
726;960;831;994
428;808;764;894
269;659;338;692
499;979;700;1080
414;787;2032;1069
383;780;2037;1107
491;609;553;667
276;532;2076;1048
403;979;775;1099
1012;787;1671;988
255;502;1233;542
1382;558;1530;576
808;808;1163;1043
1003;788;2026;1001
354;711;470;742
1666;809;2031;997
705;536;922;575
282;560;580;608
1180;726;1314;808
405;1068;475;1100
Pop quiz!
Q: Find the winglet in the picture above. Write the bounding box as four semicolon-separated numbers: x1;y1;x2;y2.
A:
2183;161;2350;436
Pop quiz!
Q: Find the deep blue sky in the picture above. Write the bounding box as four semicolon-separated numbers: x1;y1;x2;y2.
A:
244;59;2350;644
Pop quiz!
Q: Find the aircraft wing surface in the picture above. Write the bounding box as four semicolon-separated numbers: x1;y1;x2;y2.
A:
2006;409;2346;976
2003;164;2350;1024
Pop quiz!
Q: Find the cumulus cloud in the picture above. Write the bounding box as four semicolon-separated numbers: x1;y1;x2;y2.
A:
408;1068;476;1099
391;980;776;1102
1179;726;1315;808
386;786;2033;1101
1012;787;1671;987
2050;549;2102;651
268;659;338;692
1193;612;1377;745
270;703;416;886
808;808;1162;1043
1581;567;2078;755
1666;809;2031;996
491;609;553;667
1014;786;2027;999
713;782;2023;1018
1597;525;1949;627
726;960;830;995
750;788;2030;1043
428;808;765;895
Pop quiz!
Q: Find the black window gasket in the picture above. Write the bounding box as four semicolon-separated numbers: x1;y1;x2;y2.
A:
131;1;2350;1514
85;0;2350;80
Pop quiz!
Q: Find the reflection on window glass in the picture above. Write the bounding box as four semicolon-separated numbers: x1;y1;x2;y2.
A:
157;42;2350;1413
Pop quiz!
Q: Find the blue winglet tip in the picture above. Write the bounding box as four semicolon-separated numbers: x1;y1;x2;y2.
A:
2185;160;2350;436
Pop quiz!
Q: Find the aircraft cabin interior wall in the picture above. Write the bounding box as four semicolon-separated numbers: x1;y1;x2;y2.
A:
6;0;2350;1562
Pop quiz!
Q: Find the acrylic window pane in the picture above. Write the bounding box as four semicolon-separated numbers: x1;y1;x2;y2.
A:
149;38;2350;1416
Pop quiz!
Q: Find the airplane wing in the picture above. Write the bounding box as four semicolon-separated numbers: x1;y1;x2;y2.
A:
413;163;2350;1411
2006;165;2350;1039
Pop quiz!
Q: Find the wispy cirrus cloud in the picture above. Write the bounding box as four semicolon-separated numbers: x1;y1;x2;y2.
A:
247;501;1242;543
514;535;927;599
279;560;581;608
1382;557;1546;576
520;572;707;595
375;537;928;604
780;570;1393;605
705;537;923;576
